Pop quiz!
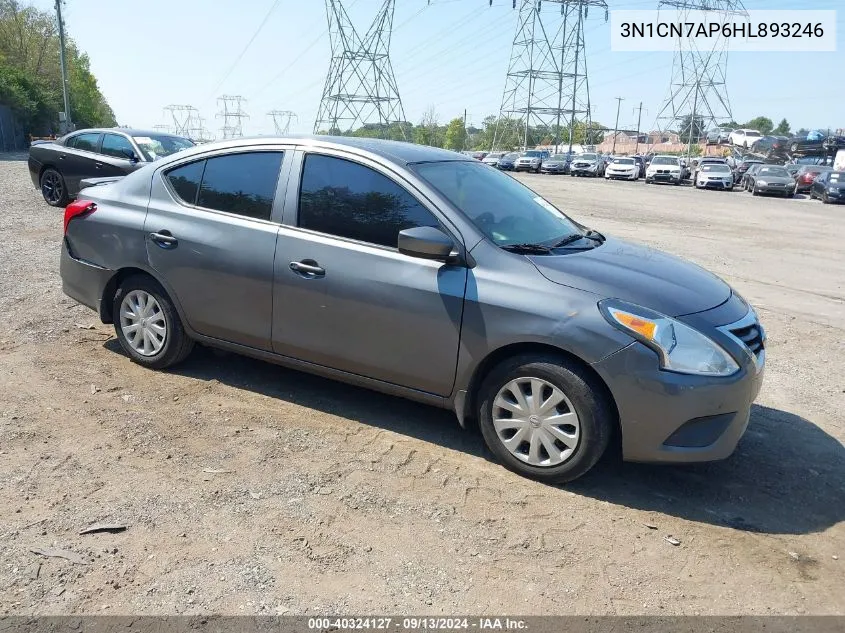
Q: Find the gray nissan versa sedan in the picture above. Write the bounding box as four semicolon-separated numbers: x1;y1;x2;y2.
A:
59;136;766;483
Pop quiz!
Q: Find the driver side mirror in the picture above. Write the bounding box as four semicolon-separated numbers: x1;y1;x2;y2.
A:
122;148;139;162
398;226;456;262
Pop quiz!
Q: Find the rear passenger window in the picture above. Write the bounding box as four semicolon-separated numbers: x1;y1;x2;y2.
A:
298;154;440;248
166;160;205;205
164;152;283;221
70;133;101;152
197;152;283;221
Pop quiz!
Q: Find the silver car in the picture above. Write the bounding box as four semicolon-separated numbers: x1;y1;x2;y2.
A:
60;136;765;483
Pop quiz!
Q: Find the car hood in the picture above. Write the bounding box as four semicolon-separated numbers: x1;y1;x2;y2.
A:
829;181;845;189
528;236;731;317
756;176;793;184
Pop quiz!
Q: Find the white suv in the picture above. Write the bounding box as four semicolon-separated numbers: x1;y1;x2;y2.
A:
728;129;763;149
645;155;683;185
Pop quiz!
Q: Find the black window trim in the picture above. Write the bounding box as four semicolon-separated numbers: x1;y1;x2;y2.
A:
286;148;464;255
160;147;290;225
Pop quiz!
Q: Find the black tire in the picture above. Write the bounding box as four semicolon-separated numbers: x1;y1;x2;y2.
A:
40;167;69;207
752;187;759;196
477;354;614;484
112;274;194;369
822;192;830;204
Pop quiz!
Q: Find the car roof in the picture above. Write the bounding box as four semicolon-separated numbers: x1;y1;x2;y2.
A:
150;135;472;168
66;127;188;138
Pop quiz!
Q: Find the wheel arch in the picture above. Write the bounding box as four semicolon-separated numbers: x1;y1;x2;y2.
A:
457;342;620;444
99;266;187;327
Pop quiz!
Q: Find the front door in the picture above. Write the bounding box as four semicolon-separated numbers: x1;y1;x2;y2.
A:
98;133;143;179
271;151;467;397
144;150;288;351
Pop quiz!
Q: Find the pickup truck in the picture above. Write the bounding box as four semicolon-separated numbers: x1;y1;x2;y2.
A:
29;128;194;206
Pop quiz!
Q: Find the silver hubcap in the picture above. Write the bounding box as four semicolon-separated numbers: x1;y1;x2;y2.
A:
492;377;580;467
120;290;166;356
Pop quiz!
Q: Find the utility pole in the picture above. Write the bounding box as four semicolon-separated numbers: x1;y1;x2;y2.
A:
463;109;468;150
611;96;624;154
55;0;72;132
634;101;644;154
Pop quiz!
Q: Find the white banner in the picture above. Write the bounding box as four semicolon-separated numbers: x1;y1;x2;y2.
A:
610;10;836;52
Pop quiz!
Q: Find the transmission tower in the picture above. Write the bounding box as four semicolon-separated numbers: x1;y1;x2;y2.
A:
188;116;215;144
654;0;747;144
493;0;607;153
216;95;249;139
314;0;406;138
268;110;298;135
163;105;200;138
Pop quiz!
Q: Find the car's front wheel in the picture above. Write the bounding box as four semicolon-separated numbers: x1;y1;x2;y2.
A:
40;168;69;207
112;275;194;369
478;355;613;483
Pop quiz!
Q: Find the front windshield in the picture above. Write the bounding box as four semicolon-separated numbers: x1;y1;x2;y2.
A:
612;158;634;165
701;164;730;173
758;167;789;178
523;151;542;157
133;134;194;161
746;131;762;137
578;153;597;161
651;156;678;165
550;154;569;160
414;160;580;247
503;153;518;160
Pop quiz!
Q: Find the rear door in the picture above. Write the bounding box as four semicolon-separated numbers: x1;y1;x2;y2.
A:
271;150;467;396
144;148;291;350
62;132;103;193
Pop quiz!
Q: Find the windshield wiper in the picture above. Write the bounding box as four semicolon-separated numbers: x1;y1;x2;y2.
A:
501;243;554;254
552;233;588;248
581;229;605;243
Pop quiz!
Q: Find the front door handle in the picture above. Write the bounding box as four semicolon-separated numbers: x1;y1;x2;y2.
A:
94;162;103;169
289;260;325;277
150;231;178;248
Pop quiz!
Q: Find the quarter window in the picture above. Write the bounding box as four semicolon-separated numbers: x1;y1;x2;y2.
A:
298;154;440;248
166;160;205;205
101;134;135;159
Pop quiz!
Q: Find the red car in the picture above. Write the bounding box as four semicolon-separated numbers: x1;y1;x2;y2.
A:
794;165;833;193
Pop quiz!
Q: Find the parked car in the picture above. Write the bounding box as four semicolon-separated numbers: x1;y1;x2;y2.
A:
29;128;195;207
749;135;789;157
631;155;646;179
570;153;604;177
514;150;545;173
809;170;844;203
734;159;763;183
482;152;506;167
794;165;833;194
706;128;733;145
741;163;764;190
746;165;795;198
788;131;845;155
540;153;571;175
694;163;734;190
793;154;834;166
644;155;683;184
784;164;802;179
497;152;518;171
728;129;763;149
604;157;639;180
58;136;766;483
692;157;727;182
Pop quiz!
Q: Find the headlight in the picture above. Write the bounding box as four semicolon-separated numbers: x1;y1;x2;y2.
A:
756;180;768;186
599;299;740;377
830;187;839;193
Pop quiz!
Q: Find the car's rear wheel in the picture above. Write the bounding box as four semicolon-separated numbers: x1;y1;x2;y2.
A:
112;275;194;369
478;354;613;483
40;168;69;207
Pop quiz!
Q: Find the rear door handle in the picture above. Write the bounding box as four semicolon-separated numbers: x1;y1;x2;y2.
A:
94;162;103;169
150;231;178;248
289;260;325;277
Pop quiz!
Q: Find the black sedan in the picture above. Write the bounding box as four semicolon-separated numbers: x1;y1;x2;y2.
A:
749;135;789;157
788;133;845;155
29;128;195;206
810;170;845;204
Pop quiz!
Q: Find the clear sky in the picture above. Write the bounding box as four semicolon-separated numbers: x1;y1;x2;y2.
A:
31;0;843;137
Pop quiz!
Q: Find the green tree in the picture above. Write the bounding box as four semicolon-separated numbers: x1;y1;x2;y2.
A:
772;118;790;136
743;116;773;135
795;127;810;138
677;113;705;143
444;117;467;150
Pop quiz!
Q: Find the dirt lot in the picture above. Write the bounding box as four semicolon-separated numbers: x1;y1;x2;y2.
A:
1;157;843;616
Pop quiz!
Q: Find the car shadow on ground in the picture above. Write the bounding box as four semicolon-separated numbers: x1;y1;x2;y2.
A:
0;152;28;162
109;342;845;536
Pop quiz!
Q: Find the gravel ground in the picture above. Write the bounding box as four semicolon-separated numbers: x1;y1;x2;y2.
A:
0;156;843;616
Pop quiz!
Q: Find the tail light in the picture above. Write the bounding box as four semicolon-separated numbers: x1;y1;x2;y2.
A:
63;200;97;234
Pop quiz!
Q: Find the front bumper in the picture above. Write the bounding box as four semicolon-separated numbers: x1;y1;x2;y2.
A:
648;172;681;183
825;189;845;202
755;183;792;195
697;179;732;189
514;162;539;171
592;306;765;464
61;240;114;320
540;165;568;174
572;165;599;175
606;170;637;179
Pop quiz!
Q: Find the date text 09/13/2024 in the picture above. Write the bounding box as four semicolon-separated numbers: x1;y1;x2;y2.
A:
306;617;528;630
